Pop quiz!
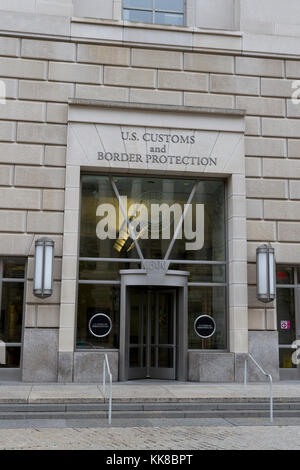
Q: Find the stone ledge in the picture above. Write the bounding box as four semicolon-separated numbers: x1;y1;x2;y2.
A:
68;98;246;116
71;17;242;37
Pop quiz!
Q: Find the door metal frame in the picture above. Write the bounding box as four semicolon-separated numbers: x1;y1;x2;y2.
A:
119;269;189;381
127;287;177;380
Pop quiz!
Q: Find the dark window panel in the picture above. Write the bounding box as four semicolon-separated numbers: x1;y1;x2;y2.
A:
0;347;21;369
169;180;226;261
79;261;140;281
188;286;227;350
276;266;294;285
76;284;120;350
276;288;295;345
279;348;297;369
2;259;25;279
0;282;24;343
169;264;226;283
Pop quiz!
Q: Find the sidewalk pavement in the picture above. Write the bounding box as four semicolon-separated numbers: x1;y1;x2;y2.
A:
0;380;299;404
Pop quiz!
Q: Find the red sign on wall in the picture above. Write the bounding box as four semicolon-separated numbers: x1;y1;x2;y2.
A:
281;320;291;330
277;272;287;280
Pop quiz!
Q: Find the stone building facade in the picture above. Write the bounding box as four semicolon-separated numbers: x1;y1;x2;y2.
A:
0;0;300;382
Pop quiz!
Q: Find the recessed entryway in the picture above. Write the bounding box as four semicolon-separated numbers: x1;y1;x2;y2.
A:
127;287;176;380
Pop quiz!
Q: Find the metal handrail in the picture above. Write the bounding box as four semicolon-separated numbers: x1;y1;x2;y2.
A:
244;353;273;423
102;353;112;425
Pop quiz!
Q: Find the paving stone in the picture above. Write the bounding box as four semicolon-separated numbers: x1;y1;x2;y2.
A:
0;423;299;449
28;385;104;404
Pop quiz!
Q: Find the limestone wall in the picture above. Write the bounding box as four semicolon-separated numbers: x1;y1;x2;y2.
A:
0;11;299;377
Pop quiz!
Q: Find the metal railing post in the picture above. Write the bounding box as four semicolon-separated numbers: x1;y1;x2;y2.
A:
244;356;248;396
243;353;273;423
269;374;273;423
102;353;112;425
103;357;106;395
108;369;112;425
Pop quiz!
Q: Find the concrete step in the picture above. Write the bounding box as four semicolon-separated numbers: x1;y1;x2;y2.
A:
1;401;300;412
0;402;299;420
0;409;299;420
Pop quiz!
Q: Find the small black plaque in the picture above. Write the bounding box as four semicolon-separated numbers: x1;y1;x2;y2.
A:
194;315;216;339
88;313;112;338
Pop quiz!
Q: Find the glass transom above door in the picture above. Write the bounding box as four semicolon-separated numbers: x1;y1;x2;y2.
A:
80;174;225;262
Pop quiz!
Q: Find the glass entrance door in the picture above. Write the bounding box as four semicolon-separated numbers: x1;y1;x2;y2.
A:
128;288;176;380
276;266;300;379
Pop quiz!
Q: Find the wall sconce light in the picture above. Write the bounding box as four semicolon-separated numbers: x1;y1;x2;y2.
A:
33;238;54;299
256;244;276;303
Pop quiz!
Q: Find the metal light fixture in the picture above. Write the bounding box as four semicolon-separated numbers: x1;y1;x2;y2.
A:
33;238;54;298
256;244;276;303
